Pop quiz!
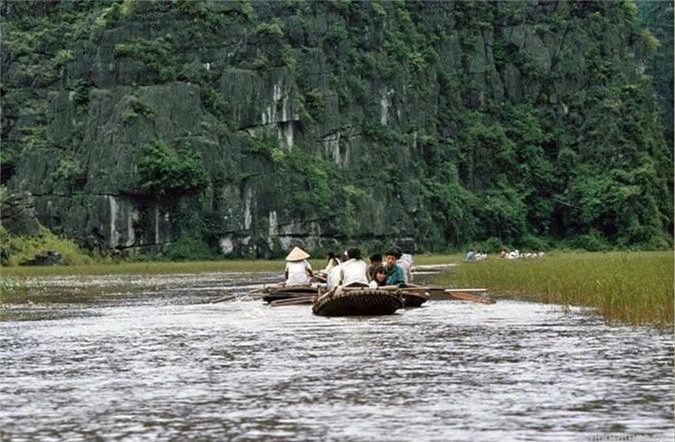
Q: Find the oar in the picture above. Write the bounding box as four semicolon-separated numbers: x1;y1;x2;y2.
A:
377;285;402;291
211;294;238;304
400;286;428;292
313;273;328;283
445;288;495;304
270;295;316;307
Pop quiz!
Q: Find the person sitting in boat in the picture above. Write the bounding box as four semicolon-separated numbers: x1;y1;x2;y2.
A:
321;251;341;273
391;248;412;284
367;253;383;280
325;257;345;289
368;265;387;288
465;248;476;261
313;251;341;283
336;247;370;287
384;250;406;287
284;246;313;286
399;250;413;282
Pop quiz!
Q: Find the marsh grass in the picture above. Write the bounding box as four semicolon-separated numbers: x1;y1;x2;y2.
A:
434;251;673;328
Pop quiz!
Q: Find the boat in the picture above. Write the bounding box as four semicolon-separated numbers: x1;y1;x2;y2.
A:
410;263;455;274
253;284;320;304
312;286;404;317
401;289;430;307
445;288;495;304
404;284;495;304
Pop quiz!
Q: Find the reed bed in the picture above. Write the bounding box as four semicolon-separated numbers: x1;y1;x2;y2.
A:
434;251;673;328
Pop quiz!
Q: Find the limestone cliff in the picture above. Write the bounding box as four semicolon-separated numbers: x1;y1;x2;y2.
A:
1;0;671;257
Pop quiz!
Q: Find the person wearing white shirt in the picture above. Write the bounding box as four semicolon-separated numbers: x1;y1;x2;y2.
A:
284;246;313;285
337;247;369;287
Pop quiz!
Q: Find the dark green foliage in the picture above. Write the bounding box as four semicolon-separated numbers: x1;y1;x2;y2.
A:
164;236;218;261
114;36;177;82
278;148;343;217
137;140;210;199
1;0;672;255
51;157;86;192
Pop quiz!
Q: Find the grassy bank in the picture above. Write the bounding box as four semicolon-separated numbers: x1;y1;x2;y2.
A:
2;251;672;328
433;251;673;328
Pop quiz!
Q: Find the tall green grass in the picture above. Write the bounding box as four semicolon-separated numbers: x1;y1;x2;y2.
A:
434;251;673;328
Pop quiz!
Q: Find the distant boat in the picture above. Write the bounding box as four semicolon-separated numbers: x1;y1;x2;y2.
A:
410;264;456;274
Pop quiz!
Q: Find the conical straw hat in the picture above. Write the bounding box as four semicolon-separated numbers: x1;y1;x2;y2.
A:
286;246;310;261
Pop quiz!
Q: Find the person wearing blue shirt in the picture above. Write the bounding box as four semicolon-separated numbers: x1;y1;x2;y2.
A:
383;250;406;286
465;248;476;261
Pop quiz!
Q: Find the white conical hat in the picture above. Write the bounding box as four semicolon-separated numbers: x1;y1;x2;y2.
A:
286;246;310;261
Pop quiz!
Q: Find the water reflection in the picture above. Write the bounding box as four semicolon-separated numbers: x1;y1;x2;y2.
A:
0;272;672;441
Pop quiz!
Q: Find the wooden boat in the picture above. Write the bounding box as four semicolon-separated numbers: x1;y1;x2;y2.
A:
253;284;320;304
445;288;495;304
405;284;495;304
312;286;404;317
410;264;455;274
401;289;430;307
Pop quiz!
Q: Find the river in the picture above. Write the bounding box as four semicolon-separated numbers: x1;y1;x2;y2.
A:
1;271;672;441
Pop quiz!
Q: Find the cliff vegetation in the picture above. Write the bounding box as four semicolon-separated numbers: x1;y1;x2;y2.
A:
1;0;672;261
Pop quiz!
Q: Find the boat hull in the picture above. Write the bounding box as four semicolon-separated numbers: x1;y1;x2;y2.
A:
401;291;430;307
259;285;319;303
312;287;404;317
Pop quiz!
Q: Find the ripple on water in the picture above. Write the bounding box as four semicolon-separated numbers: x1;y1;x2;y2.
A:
0;275;673;442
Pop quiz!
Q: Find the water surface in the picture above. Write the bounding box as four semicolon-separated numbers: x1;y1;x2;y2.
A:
1;271;672;441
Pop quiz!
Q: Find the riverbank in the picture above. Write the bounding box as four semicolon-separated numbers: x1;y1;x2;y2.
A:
433;251;673;328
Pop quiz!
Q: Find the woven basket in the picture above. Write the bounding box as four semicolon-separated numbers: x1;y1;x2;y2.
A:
312;287;404;317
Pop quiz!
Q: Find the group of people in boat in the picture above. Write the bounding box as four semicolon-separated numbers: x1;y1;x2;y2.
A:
283;246;414;290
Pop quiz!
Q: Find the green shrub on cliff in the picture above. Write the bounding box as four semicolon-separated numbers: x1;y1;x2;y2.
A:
137;140;210;200
0;226;93;267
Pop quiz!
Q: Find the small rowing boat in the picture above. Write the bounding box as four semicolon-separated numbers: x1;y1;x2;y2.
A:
404;284;495;304
410;264;455;274
252;284;320;304
401;289;430;307
445;288;495;304
312;286;404;317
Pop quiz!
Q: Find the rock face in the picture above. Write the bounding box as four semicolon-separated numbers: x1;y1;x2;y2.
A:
0;192;42;236
1;1;671;256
